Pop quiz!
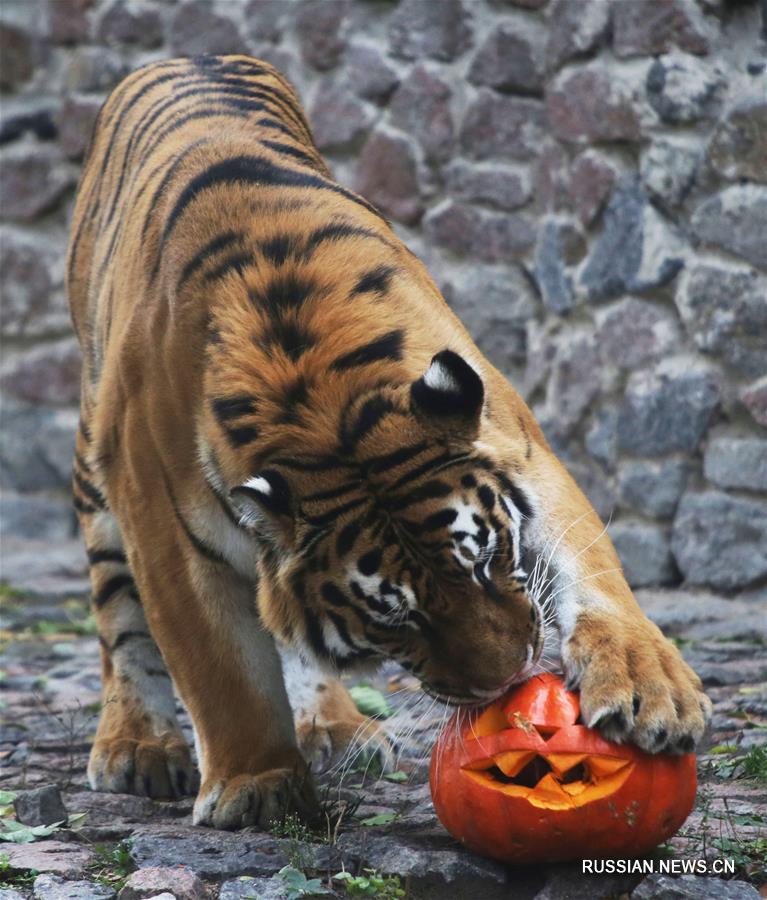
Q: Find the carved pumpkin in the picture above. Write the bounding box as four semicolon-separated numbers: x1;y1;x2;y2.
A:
430;673;696;864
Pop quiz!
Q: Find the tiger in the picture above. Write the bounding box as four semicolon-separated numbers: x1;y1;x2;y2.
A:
67;54;711;830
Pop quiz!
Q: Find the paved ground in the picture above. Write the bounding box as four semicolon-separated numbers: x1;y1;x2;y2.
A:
1;539;765;899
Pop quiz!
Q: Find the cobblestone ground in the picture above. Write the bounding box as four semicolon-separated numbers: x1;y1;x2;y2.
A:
1;539;765;899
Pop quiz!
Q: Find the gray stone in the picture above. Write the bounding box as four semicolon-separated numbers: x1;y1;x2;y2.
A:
14;785;67;827
461;89;545;161
34;873;116;900
631;874;760;899
610;521;677;587
0;889;25;900
534;219;584;313
546;67;641;143
546;332;603;434
0;491;77;541
569;150;618;228
388;0;473;62
640;138;699;209
0;145;75;222
613;1;713;58
0;102;58;145
740;376;767;427
564;458;617;521
310;82;373;153
295;0;348;71
345;43;399;103
675;264;767;377
672;491;767;590
219;877;288;900
637;588;767;642
47;0;92;45
169;0;248;56
546;0;610;70
58;94;102;161
0;338;82;406
423;201;535;262
118;866;205;900
96;1;163;48
536;865;638;900
704;437;767;492
535;141;570;213
596;298;680;370
579;179;685;302
389;65;454;163
468;21;545;95
353;130;422;225
443;265;538;376
0;841;94;878
0;399;78;491
618;459;692;518
708;96;767;183
646;53;721;123
0;537;88;595
445;161;531;212
617;362;720;456
0;23;35;91
244;0;285;45
585;408;618;468
64;47;129;93
691;185;767;271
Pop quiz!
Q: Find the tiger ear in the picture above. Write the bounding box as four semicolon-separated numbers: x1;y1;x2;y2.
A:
230;469;294;545
411;350;484;426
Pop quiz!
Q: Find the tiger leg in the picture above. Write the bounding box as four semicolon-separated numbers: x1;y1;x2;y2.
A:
280;648;394;776
73;448;196;798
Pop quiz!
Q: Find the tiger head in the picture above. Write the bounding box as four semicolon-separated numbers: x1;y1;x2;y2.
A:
230;350;543;705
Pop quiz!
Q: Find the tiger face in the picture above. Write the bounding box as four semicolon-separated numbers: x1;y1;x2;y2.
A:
230;350;542;704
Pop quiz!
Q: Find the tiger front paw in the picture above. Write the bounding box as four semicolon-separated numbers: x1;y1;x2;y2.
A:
563;613;712;754
297;713;394;776
88;732;198;799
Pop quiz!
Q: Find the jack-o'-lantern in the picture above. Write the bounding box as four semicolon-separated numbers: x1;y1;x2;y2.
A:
430;673;696;864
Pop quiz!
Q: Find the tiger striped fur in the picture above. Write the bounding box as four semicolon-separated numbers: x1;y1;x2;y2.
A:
67;55;711;829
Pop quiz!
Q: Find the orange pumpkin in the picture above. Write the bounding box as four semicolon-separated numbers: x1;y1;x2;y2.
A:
430;673;696;864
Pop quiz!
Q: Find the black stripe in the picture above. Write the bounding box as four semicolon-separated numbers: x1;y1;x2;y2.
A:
304;496;367;527
496;471;533;520
336;517;362;557
352;265;397;297
161;154;386;247
271;454;353;473
178;231;242;290
262;139;319;169
112;630;150;651
73;470;107;510
212;395;257;422
250;271;317;318
142;138;212;240
225;425;260;447
330;330;404;372
304;482;361;503
256;116;296;138
386;479;453;512
87;548;127;565
321;582;351;608
388;451;466;492
341;395;396;452
259;233;301;266
303;607;329;660
94;574;135;608
74;497;98;515
303;223;388;258
203;251;253;283
421;509;459;532
262;318;317;362
363;441;429;475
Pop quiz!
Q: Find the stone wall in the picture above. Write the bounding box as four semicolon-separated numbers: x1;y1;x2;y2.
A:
1;0;765;594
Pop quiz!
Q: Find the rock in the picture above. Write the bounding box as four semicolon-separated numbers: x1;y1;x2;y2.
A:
14;785;68;826
244;0;285;45
0;889;25;900
672;491;767;590
445;161;531;212
460;89;545;161
617;362;720;456
389;65;454;163
618;459;692;518
0;841;94;878
640;138;698;209
585;408;618;468
535;141;570;214
569;150;618;228
0;103;58;145
169;1;248;56
564;458;617;521
708;96;767;183
610;521;677;587
546;332;603;434
637;588;767;642
704;437;767;492
536;864;639;899
34;873;116;900
310;83;373;153
443;265;538;376
0;537;87;595
118;866;205;900
96;1;163;48
579;179;685;302
345;43;399;103
64;47;129;93
58;94;103;161
546;67;641;143
0;338;82;406
0;23;35;91
0;493;77;541
295;0;348;71
691;185;767;271
646;53;721;123
534;219;585;313
546;0;611;70
675;264;767;377
631;874;760;899
468;20;545;95
219;877;287;900
47;0;92;45
613;0;712;58
388;0;473;62
596;298;680;369
0;145;75;222
353;130;422;225
506;0;548;7
423;201;535;262
740;377;767;427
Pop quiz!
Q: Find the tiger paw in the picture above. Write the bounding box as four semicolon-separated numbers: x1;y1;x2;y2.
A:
563;613;712;754
88;732;198;798
297;714;394;776
193;764;319;830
